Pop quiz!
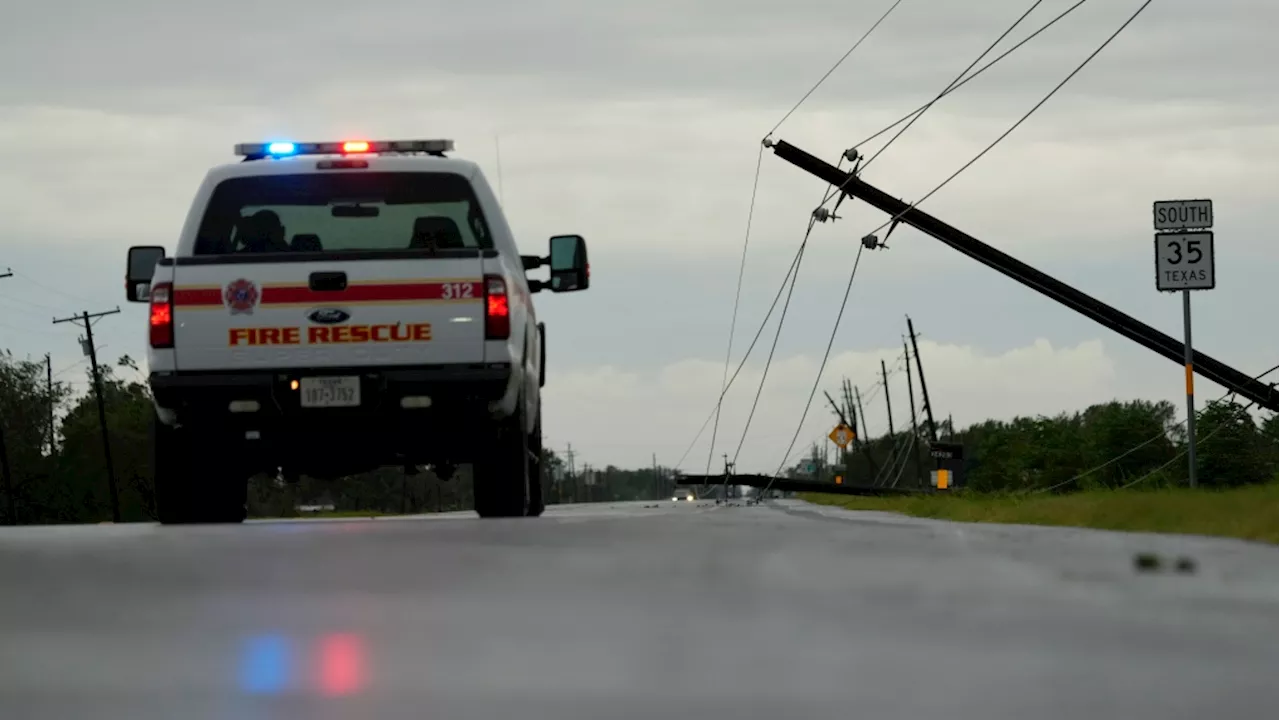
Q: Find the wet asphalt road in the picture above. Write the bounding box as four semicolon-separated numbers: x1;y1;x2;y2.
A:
0;499;1275;719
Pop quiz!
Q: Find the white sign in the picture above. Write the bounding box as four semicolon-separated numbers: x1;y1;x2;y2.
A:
1153;199;1213;231
1154;232;1215;292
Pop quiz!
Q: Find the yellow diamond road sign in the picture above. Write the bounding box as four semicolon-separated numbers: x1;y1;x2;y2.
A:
828;423;855;449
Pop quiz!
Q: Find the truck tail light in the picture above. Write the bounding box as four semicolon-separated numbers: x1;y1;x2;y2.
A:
484;275;510;340
150;282;174;348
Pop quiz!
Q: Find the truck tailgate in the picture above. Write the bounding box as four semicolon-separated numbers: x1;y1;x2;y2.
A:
170;258;485;371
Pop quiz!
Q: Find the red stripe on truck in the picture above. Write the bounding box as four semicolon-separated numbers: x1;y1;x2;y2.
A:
171;281;483;308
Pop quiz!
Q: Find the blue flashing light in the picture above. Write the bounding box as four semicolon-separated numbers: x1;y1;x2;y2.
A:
239;634;290;694
266;142;297;156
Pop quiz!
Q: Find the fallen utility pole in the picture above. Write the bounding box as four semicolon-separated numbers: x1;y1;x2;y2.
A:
679;473;923;498
53;308;122;523
766;139;1279;412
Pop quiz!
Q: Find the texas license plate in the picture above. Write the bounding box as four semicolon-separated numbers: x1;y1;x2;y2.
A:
299;376;361;408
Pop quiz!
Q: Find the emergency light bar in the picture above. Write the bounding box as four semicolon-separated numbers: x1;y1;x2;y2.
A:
234;139;455;159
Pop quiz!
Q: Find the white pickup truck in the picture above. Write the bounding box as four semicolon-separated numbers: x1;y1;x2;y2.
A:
124;139;590;524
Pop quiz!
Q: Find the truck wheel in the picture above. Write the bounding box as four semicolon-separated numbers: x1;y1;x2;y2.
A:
152;413;246;525
472;402;531;518
527;406;545;518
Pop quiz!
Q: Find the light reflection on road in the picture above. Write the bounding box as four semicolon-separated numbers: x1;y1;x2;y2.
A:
239;632;368;698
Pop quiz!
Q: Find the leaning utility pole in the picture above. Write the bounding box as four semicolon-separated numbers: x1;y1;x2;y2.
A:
851;384;879;480
764;138;1278;412
53;308;122;523
903;337;924;487
0;269;13;524
906;316;938;443
880;359;894;437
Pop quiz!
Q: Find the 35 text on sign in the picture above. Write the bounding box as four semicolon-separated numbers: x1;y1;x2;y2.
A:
1154;232;1214;292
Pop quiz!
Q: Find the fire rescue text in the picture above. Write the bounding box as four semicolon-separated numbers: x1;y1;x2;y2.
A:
229;323;432;346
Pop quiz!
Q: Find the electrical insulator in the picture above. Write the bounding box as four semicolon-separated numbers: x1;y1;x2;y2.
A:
812;207;840;223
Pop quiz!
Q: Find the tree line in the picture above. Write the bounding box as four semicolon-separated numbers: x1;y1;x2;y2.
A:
1;348;1275;524
788;396;1277;492
0;350;679;524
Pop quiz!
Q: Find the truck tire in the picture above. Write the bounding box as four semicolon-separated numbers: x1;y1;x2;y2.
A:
472;401;532;518
152;413;247;525
527;406;545;518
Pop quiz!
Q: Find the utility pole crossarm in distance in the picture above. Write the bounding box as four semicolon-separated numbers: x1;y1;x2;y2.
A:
766;139;1278;412
53;307;122;523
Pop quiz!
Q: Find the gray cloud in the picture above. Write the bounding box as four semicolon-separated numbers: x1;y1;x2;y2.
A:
1;0;1275;467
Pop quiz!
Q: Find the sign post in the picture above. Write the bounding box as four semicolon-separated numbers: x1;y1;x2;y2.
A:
1153;199;1215;488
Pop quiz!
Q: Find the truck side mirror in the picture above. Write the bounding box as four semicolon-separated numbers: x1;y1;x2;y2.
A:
547;235;589;293
126;245;166;303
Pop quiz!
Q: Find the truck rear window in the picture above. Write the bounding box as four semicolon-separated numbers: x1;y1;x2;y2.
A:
193;172;494;256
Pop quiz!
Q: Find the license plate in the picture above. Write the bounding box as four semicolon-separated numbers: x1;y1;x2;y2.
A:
299;376;361;408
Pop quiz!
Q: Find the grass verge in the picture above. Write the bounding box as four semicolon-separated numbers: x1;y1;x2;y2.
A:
798;481;1278;544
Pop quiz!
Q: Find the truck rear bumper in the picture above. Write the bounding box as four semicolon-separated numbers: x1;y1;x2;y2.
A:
150;363;512;471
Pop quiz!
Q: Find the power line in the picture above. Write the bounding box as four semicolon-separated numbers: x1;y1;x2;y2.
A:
765;238;870;494
766;0;910;137
1119;397;1262;490
13;271;104;307
1029;365;1279;494
731;217;817;465
673;240;810;470
857;0;1048;176
821;0;1094;207
823;0;1153;223
707;144;767;477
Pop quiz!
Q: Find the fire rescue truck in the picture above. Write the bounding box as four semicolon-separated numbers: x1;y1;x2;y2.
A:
124;139;590;524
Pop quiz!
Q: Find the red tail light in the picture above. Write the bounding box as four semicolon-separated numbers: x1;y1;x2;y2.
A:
484;275;510;340
149;282;174;348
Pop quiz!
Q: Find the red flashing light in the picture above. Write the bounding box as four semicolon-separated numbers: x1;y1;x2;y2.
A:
149;282;174;348
484;275;510;340
341;141;370;153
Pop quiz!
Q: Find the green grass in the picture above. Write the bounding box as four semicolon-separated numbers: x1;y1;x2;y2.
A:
799;481;1279;544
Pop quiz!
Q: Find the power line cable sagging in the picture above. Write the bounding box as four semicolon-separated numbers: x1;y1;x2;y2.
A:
761;0;1155;496
821;0;1094;207
855;0;1049;176
829;0;1157;238
706;0;909;475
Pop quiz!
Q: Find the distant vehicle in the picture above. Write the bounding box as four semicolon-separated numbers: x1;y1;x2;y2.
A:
671;489;696;502
124;138;591;524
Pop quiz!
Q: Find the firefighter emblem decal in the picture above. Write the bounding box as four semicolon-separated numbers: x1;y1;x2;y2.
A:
224;279;260;315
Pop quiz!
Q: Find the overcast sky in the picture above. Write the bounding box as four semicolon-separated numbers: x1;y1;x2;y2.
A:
2;0;1276;474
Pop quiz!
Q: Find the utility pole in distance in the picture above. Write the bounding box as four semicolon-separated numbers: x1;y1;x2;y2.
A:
880;359;894;437
903;337;924;487
906;316;938;443
851;384;879;480
0;269;13;524
53;308;122;523
46;353;56;458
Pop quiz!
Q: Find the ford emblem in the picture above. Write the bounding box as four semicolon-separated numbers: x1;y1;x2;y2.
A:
306;308;350;324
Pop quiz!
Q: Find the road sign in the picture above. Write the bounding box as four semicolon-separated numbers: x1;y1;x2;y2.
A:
929;442;964;461
803;462;817;475
1154;232;1215;292
1153;199;1213;231
828;423;855;449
